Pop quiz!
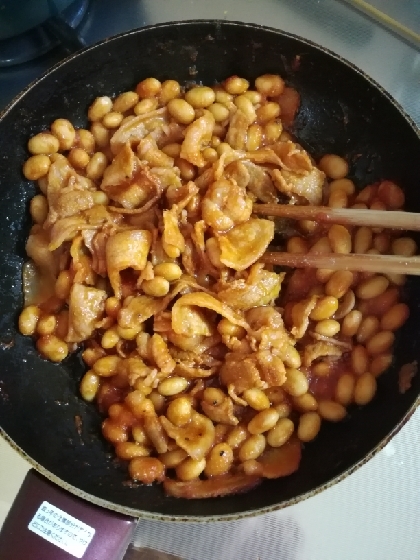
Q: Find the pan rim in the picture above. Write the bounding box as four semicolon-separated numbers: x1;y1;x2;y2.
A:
1;18;420;521
1;19;419;136
2;393;420;521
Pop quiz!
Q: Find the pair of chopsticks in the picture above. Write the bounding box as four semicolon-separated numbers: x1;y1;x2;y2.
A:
253;204;420;275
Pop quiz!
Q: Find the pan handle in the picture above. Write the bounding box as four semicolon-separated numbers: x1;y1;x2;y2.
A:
0;469;137;560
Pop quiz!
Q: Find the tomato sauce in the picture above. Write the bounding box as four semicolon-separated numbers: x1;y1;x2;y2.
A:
97;383;126;414
282;268;319;304
308;356;351;400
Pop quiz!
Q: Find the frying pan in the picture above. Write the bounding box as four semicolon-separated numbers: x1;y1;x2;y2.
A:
0;20;420;521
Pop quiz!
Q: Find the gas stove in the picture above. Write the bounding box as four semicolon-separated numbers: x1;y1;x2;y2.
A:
0;0;88;67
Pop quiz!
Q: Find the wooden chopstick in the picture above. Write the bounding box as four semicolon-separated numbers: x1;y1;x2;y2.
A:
340;0;420;51
261;251;420;275
253;204;420;231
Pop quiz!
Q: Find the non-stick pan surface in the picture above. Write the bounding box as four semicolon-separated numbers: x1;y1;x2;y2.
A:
0;20;420;521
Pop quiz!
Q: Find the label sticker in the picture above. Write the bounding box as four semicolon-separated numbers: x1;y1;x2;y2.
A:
28;501;95;558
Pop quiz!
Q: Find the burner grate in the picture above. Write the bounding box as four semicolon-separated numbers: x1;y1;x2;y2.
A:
0;0;89;67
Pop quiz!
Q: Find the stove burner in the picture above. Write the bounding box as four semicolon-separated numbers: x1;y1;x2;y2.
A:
0;0;89;67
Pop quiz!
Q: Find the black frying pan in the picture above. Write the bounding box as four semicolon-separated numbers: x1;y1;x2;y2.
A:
0;20;420;521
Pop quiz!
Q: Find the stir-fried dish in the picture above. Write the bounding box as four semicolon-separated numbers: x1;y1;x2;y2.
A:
18;74;414;498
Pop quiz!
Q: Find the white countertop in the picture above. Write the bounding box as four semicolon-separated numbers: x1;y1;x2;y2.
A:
0;438;28;528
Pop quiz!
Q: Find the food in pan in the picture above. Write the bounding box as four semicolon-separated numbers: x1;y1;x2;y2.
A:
18;74;413;498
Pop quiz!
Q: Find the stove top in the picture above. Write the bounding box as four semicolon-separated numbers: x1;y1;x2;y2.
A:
1;0;419;123
0;0;88;67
